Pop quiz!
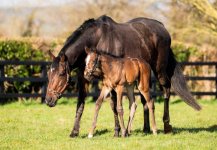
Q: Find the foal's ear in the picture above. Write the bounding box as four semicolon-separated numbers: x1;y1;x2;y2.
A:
59;52;66;63
48;50;55;61
85;46;91;54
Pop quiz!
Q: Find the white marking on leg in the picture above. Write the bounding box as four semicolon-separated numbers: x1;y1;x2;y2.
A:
103;87;111;99
88;134;93;138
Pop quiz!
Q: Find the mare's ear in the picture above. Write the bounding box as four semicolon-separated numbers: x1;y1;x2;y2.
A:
48;50;55;61
59;52;66;63
85;46;91;54
59;52;67;75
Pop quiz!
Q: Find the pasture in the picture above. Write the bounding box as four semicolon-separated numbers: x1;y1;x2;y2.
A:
0;97;216;150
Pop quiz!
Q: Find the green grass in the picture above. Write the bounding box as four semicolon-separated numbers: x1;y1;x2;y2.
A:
0;98;217;150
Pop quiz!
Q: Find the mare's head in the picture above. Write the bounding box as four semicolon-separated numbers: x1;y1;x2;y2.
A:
84;47;101;81
45;51;70;107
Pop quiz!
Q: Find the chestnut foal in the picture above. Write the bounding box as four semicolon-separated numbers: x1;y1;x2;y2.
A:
84;47;157;138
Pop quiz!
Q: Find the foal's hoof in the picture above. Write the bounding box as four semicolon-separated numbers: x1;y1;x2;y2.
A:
88;134;93;138
164;124;173;134
122;131;129;138
114;132;119;137
153;130;158;135
69;132;79;138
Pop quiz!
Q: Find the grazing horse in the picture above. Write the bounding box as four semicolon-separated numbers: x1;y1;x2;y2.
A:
84;47;157;137
45;15;201;137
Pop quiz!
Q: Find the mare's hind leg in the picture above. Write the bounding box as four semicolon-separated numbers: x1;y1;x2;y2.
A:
140;95;150;133
110;90;121;137
155;44;173;133
126;84;137;134
156;68;172;133
162;86;172;134
88;86;111;138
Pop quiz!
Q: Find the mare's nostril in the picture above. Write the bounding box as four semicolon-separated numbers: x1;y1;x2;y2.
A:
45;97;52;104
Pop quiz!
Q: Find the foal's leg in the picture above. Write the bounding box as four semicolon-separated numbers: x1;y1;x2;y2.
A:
126;84;137;134
115;85;127;137
138;69;157;135
88;86;111;138
110;90;121;137
139;88;157;135
70;72;88;138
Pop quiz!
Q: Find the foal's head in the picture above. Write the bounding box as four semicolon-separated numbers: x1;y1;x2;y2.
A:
45;51;70;107
84;47;101;81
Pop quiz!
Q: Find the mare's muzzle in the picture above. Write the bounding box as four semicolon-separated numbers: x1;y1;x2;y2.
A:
45;96;58;107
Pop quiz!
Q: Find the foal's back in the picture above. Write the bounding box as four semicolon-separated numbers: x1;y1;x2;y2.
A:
123;58;150;84
106;56;150;88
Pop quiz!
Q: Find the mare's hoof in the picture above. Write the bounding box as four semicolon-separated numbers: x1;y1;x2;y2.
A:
143;127;151;134
69;132;79;138
164;124;173;134
114;128;120;137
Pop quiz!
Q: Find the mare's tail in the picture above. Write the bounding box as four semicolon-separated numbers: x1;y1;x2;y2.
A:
168;49;201;111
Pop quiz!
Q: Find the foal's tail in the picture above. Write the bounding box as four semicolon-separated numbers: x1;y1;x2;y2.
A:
168;49;201;111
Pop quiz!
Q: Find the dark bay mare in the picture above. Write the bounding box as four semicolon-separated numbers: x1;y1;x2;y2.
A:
84;47;157;137
45;15;201;137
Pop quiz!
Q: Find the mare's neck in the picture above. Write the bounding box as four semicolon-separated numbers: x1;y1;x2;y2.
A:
60;27;100;70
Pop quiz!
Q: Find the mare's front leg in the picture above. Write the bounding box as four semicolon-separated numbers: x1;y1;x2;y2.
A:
70;71;88;138
140;95;150;133
88;86;111;138
116;85;127;137
110;90;121;137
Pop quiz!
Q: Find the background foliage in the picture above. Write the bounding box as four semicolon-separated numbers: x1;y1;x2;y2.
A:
0;0;216;101
0;40;49;102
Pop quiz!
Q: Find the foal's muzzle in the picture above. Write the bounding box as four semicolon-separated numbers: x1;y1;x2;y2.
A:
84;71;94;81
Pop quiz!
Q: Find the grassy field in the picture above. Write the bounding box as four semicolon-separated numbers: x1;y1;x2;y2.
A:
0;97;217;150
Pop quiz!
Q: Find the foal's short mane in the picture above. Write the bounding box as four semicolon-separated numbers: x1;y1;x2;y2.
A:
60;18;96;54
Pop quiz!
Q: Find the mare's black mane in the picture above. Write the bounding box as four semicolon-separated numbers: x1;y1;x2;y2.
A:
60;18;96;54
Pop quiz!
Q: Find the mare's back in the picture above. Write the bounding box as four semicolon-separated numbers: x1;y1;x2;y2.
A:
96;16;171;65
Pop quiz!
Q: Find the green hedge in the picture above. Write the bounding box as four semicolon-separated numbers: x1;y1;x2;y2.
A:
0;40;48;102
171;42;197;62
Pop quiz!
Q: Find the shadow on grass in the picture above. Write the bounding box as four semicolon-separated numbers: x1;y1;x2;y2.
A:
132;125;217;135
171;99;182;104
80;129;109;138
133;128;164;135
173;125;217;134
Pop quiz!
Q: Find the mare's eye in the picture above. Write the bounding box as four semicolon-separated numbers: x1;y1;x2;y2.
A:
59;71;66;76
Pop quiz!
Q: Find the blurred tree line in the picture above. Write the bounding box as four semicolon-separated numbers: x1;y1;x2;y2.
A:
0;0;216;60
